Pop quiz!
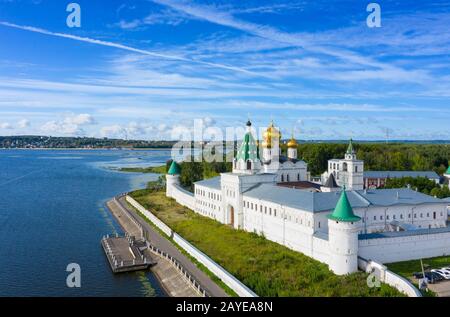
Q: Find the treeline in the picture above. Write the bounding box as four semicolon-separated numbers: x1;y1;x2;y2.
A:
295;143;450;176
384;177;450;198
165;158;232;191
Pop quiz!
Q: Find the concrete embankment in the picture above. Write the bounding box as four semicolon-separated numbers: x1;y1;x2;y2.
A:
106;198;205;297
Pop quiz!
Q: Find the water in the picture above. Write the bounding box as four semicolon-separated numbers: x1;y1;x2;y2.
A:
0;149;172;296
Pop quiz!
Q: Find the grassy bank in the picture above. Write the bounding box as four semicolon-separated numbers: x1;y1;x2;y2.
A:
130;187;403;297
119;165;167;174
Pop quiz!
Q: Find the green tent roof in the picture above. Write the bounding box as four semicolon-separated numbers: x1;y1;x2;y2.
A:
236;131;260;161
167;160;181;175
346;139;355;154
327;189;361;222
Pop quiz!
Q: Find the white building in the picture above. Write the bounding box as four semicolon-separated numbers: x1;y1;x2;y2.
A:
166;121;450;275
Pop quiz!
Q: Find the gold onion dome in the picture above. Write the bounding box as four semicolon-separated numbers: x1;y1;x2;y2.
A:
262;121;282;148
287;137;298;148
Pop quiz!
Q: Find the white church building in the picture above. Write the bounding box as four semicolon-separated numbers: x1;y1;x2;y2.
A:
166;121;450;276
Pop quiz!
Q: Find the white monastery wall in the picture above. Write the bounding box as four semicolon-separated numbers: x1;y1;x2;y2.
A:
358;258;421;297
314;203;447;235
170;184;195;210
359;230;450;263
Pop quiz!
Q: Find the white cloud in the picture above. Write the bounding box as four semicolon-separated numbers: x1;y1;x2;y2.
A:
0;122;13;129
40;113;96;136
17;119;30;128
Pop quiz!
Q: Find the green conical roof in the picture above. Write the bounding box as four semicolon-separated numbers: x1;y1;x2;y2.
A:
167;160;181;175
236;130;259;162
446;166;450;175
346;139;355;154
328;189;361;222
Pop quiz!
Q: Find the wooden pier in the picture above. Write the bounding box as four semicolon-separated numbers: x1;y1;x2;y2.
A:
101;233;156;273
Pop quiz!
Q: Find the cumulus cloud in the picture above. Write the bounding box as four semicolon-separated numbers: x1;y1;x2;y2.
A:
40;113;96;136
17;119;30;129
0;122;13;129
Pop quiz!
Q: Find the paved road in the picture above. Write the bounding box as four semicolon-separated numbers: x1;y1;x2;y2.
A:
116;196;229;297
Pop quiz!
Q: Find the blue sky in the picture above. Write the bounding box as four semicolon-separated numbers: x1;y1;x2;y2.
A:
0;0;449;140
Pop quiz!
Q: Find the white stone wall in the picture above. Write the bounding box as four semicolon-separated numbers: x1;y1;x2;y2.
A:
194;185;224;222
358;258;421;297
314;203;447;235
359;230;450;263
170;184;196;210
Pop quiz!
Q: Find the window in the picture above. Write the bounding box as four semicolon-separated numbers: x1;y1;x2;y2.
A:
380;216;383;220
297;174;300;181
343;162;348;172
318;222;321;228
374;216;376;221
400;214;403;219
287;174;290;182
281;174;284;182
393;215;396;220
247;160;252;170
355;166;358;173
387;215;389;220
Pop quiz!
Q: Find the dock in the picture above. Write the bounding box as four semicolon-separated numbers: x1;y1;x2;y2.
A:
101;233;156;273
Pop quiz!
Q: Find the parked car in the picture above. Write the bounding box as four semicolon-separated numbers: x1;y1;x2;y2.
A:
431;269;450;280
413;272;443;284
440;267;450;273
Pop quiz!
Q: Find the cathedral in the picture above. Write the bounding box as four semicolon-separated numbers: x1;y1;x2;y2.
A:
166;120;450;276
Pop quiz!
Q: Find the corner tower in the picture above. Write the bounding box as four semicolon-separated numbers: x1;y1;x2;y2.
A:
327;188;361;275
166;160;181;197
445;165;450;190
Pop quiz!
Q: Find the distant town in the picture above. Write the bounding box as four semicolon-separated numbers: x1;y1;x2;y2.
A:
0;136;176;149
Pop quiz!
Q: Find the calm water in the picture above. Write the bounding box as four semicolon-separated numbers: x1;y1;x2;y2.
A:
0;149;172;296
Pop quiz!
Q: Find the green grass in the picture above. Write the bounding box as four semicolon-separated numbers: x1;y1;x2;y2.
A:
119;165;166;174
130;188;404;297
387;256;450;296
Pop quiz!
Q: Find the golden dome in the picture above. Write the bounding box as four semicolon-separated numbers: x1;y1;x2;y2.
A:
262;121;281;148
287;137;298;148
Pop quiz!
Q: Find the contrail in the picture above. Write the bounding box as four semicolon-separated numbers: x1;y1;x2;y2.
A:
0;21;258;76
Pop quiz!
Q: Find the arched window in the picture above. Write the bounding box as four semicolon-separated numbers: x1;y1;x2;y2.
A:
297;173;300;181
355;166;358;172
287;174;290;182
246;160;252;170
281;174;284;182
343;162;348;172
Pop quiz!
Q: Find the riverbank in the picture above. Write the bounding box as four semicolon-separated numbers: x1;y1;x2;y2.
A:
119;165;166;174
106;197;227;297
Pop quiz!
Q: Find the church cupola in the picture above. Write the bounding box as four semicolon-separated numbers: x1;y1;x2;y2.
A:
287;131;298;160
233;120;261;174
262;120;281;163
